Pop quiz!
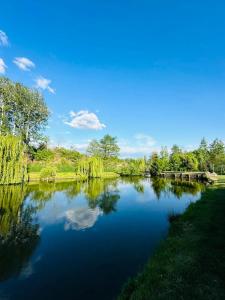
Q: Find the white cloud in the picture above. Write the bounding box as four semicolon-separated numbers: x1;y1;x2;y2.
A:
0;30;9;46
65;110;106;130
35;76;55;94
0;58;7;74
13;57;35;71
135;134;156;147
119;134;158;157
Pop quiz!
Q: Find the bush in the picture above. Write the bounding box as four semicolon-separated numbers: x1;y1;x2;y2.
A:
56;162;75;173
34;149;54;161
28;163;43;172
40;167;57;182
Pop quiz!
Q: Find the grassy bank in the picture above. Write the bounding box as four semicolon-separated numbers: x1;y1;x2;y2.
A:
217;175;225;184
28;171;119;182
118;187;225;300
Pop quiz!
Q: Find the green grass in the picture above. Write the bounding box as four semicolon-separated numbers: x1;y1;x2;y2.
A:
28;171;119;181
102;172;120;178
217;175;225;184
28;172;87;181
118;187;225;300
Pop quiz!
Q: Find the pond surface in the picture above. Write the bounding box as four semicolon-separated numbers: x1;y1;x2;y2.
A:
0;177;204;300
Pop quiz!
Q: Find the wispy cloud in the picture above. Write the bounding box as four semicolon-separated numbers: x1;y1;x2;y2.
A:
64;110;106;130
0;30;9;47
0;58;7;74
13;57;35;71
35;76;55;94
119;134;157;157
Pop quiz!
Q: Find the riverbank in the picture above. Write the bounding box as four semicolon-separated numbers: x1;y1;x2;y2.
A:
118;186;225;300
28;171;120;182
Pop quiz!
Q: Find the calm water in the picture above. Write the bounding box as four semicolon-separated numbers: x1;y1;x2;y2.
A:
0;177;204;300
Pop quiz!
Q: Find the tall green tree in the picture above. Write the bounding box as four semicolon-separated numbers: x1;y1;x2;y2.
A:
150;152;162;176
86;139;101;157
160;147;170;171
209;139;225;173
0;135;27;184
182;152;199;171
0;77;49;145
99;135;120;159
194;138;209;171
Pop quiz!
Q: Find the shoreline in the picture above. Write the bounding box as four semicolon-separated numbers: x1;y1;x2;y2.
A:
118;186;225;300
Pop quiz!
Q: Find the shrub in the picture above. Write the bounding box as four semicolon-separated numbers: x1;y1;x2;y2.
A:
40;167;57;182
34;149;54;161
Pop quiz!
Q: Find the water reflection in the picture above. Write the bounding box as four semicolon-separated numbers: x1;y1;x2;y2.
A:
151;178;204;199
0;185;40;282
0;177;204;288
64;207;102;231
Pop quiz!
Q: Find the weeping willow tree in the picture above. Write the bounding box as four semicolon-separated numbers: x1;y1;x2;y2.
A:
76;157;104;178
89;157;104;178
76;158;90;178
0;135;28;184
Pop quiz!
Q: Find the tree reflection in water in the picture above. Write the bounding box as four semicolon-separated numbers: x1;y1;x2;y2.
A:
85;179;120;214
0;177;205;282
151;177;204;199
0;185;40;282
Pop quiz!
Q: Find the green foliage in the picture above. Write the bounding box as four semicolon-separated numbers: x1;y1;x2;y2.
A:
119;188;225;300
0;77;49;145
34;148;54;161
76;157;105;178
150;153;162;176
182;152;199;171
209;139;225;173
28;162;43;173
56;160;75;173
86;139;102;157
55;147;82;162
99;135;120;159
0;135;27;184
40;167;57;182
87;135;120;159
89;157;104;178
105;158;146;176
148;138;225;176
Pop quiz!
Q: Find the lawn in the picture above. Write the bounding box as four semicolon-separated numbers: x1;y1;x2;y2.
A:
118;186;225;300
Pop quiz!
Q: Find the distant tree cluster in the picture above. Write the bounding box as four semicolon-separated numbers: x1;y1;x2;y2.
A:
149;138;225;176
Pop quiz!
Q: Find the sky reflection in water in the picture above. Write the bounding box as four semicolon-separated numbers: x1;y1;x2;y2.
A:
0;177;204;300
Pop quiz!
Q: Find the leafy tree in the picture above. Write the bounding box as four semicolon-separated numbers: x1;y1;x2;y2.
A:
55;147;82;162
0;135;27;184
170;152;183;171
34;148;54;161
160;147;170;171
99;135;120;159
171;144;182;154
150;153;162;176
182;152;199;171
0;77;49;145
194;138;209;171
209;139;225;173
86;139;101;157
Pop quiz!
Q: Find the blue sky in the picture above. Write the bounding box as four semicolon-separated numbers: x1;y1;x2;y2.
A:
0;0;225;157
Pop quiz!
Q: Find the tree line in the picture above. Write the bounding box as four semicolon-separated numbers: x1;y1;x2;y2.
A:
149;138;225;176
